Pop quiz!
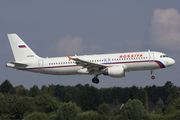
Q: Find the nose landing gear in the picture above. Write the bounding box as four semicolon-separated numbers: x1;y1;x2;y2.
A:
151;70;155;80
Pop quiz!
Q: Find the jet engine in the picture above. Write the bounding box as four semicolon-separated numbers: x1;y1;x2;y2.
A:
101;66;125;78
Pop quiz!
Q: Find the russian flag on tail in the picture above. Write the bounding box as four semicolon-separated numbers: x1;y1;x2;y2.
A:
18;45;26;48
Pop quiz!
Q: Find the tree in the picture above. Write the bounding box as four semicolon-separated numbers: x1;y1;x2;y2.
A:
167;88;180;104
165;110;180;120
120;99;147;120
11;98;36;119
64;86;79;103
34;94;59;113
23;111;48;120
54;85;65;102
29;85;40;97
0;100;4;114
77;84;103;111
156;98;164;109
137;87;148;110
99;88;112;103
77;110;99;120
48;84;55;95
41;85;48;94
3;94;18;114
165;104;176;114
0;80;13;94
0;92;4;114
162;81;175;101
128;86;139;100
57;102;78;120
97;103;111;115
15;85;29;96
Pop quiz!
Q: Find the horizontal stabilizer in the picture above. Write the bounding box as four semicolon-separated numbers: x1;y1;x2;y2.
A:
6;61;28;68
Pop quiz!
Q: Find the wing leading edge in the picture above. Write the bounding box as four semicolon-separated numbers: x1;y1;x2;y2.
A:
67;56;107;71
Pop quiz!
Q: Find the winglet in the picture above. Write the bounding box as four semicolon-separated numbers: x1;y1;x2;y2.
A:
68;56;73;61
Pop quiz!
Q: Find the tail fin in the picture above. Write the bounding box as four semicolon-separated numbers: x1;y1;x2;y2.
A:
7;34;40;61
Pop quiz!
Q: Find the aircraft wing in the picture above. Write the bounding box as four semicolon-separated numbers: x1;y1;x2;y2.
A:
68;56;107;70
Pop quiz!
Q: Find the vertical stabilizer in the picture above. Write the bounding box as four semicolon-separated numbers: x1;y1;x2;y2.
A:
7;34;40;61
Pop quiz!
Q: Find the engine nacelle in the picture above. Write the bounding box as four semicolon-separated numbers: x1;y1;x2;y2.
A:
102;66;125;78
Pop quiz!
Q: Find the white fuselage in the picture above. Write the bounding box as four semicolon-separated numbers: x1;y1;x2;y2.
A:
15;51;174;76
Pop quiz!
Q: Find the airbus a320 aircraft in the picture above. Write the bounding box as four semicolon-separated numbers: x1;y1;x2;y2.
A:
6;34;175;84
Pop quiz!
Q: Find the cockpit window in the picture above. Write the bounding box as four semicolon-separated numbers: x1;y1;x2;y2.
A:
160;55;168;58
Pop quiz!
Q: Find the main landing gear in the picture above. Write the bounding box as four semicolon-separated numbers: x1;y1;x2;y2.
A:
92;75;99;84
151;70;155;80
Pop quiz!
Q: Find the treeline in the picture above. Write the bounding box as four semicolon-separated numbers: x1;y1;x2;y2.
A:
0;80;180;119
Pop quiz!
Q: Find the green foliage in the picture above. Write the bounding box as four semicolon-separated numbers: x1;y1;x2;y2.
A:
144;81;175;104
11;98;36;119
78;111;113;120
57;101;78;120
54;85;65;102
34;94;59;113
0;92;4;113
29;85;41;97
3;94;18;114
0;80;180;119
165;104;176;114
97;103;111;115
145;113;165;120
15;85;29;96
0;92;4;99
0;100;4;113
120;99;147;120
41;85;48;94
23;111;47;120
47;84;55;95
64;86;79;102
173;97;180;110
0;80;13;94
167;88;180;104
165;110;180;120
77;84;103;111
77;110;99;120
156;98;164;109
154;107;163;115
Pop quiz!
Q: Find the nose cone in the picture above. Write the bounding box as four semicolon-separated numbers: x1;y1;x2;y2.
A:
167;58;175;67
171;58;175;65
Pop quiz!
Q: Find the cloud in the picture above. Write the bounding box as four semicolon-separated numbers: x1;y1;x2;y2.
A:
149;8;180;50
51;35;84;56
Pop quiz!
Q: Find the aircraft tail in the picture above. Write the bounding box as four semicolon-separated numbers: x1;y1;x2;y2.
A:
7;34;40;61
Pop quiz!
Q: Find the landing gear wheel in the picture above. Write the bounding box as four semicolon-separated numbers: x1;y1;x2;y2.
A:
150;70;155;80
151;75;155;80
92;77;99;84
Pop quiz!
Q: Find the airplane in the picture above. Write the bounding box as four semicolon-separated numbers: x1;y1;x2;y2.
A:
6;34;175;84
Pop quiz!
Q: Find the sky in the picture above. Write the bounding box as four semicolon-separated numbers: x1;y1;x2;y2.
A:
0;1;180;89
